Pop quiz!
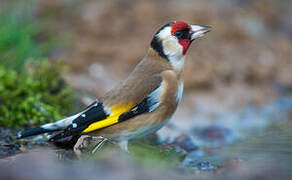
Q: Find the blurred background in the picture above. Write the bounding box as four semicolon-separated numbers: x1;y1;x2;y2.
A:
0;0;292;179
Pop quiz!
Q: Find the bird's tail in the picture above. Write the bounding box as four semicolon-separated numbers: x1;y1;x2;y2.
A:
17;113;80;139
17;126;57;138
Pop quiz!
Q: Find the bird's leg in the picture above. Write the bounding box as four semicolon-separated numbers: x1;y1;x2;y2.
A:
118;140;129;153
74;135;129;157
91;137;108;154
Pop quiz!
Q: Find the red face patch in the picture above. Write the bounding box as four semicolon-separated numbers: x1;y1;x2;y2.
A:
170;21;189;35
171;21;191;55
178;39;191;55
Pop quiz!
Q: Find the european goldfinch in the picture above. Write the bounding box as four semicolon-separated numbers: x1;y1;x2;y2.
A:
18;21;210;152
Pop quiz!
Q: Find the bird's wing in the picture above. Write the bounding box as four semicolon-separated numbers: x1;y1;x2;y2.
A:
49;74;163;142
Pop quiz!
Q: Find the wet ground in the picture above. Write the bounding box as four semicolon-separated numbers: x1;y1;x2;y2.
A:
1;89;292;179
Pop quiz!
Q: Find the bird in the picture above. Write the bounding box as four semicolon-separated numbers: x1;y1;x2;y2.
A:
18;21;210;152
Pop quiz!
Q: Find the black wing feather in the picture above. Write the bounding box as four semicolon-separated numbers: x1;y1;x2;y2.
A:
49;102;108;142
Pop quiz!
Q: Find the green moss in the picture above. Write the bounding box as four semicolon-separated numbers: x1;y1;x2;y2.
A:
129;143;185;167
0;61;75;128
86;141;184;168
0;1;74;128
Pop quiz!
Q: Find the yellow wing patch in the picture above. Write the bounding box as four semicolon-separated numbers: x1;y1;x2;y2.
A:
82;103;133;133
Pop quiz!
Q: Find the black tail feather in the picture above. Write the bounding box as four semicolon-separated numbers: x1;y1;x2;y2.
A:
17;127;56;139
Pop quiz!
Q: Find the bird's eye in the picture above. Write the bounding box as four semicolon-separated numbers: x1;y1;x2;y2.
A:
174;31;183;38
174;29;189;39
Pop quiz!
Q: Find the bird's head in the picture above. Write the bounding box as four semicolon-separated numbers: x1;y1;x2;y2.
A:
151;21;210;70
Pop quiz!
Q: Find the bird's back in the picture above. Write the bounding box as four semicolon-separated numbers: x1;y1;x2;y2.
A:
100;49;174;107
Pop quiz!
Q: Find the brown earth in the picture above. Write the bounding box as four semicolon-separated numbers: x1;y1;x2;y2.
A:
35;0;292;99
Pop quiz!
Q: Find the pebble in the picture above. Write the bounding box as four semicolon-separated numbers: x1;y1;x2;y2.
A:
173;135;199;152
182;149;205;167
197;161;215;171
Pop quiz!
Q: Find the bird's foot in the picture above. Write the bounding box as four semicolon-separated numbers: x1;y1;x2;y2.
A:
73;135;108;158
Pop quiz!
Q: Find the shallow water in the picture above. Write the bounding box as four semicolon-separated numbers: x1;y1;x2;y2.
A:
190;96;292;177
198;125;291;177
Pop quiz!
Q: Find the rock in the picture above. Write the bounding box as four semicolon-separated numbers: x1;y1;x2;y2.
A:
182;150;205;167
173;135;199;152
197;161;215;171
0;128;21;158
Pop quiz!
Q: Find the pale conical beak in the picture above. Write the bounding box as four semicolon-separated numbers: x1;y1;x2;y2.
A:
190;25;211;41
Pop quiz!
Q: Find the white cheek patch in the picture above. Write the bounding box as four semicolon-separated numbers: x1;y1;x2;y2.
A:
157;27;185;71
164;41;185;71
158;27;182;56
163;39;182;57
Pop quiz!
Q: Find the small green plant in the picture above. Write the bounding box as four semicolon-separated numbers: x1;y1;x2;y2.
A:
0;1;55;71
0;61;75;128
